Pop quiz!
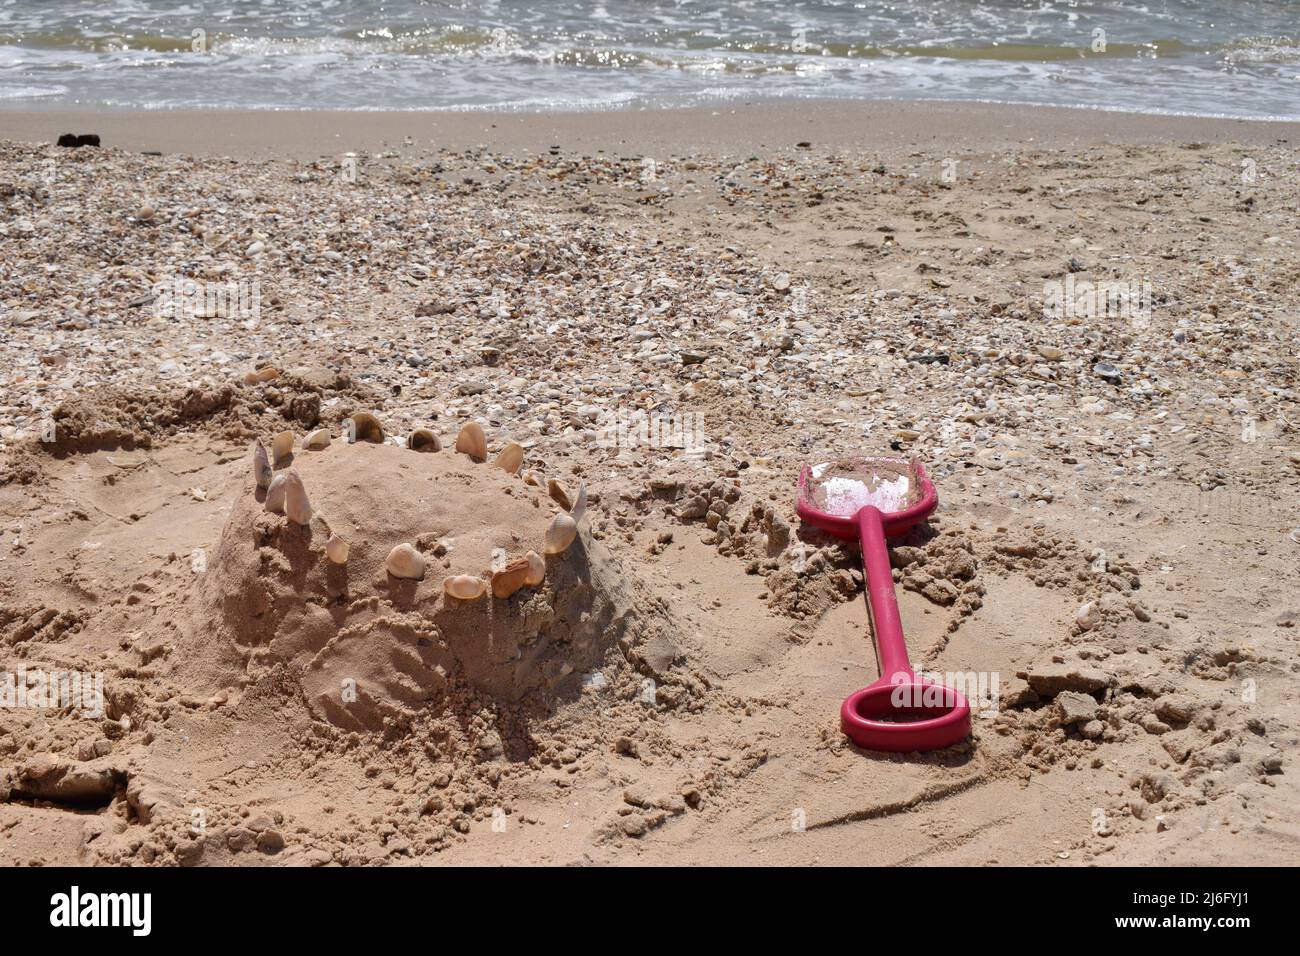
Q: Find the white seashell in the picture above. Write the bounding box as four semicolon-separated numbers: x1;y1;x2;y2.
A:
522;470;541;487
264;473;288;514
271;430;294;465
385;543;425;580
491;556;532;599
454;421;487;462
283;470;313;525
547;478;572;511
571;482;587;523
523;551;545;587
348;412;385;444
544;513;578;555
325;533;349;564
252;439;272;490
493;441;524;474
444;575;486;600
407;428;441;452
1076;601;1100;631
303;428;331;450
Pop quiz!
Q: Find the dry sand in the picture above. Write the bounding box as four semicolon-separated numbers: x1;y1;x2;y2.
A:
1;102;1297;866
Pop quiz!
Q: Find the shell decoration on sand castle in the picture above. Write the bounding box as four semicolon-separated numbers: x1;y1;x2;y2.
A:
251;413;589;601
385;543;426;580
271;429;295;465
523;551;545;587
348;412;385;444
454;420;488;462
252;439;272;490
282;470;313;525
265;473;288;513
544;513;578;555
406;428;441;452
493;441;524;475
325;532;349;564
444;575;487;600
304;428;332;450
547;478;572;511
544;481;587;554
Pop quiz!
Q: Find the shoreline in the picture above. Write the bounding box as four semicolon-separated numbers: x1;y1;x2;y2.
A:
3;99;1297;160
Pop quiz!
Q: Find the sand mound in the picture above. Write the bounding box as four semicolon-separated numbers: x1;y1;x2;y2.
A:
182;437;639;729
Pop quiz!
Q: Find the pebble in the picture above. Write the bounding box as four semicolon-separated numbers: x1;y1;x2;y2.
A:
1092;362;1121;383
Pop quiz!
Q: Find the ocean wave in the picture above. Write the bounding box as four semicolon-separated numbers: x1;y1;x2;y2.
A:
0;2;1295;118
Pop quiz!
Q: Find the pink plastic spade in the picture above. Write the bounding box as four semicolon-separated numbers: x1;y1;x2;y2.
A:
796;456;971;752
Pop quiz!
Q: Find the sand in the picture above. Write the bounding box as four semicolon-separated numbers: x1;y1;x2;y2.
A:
4;101;1297;160
1;102;1297;867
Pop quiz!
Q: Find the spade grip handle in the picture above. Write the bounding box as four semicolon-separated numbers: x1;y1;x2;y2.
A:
857;505;913;681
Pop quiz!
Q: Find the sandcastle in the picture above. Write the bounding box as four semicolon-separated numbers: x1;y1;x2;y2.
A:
183;415;636;730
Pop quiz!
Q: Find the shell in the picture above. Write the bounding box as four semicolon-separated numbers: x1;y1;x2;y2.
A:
454;421;488;461
571;482;588;523
384;543;426;580
523;550;545;587
444;575;487;600
544;512;578;555
407;428;441;452
283;470;313;525
271;430;295;465
522;470;542;487
494;441;524;474
547;478;572;511
1076;601;1100;631
264;473;288;514
349;412;385;444
325;533;349;564
252;440;272;490
491;556;532;599
242;366;280;385
303;428;332;450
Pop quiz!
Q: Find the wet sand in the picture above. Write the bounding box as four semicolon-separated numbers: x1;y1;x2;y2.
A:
3;100;1298;162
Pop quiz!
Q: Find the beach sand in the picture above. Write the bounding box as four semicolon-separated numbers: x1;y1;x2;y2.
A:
5;100;1298;159
1;102;1297;867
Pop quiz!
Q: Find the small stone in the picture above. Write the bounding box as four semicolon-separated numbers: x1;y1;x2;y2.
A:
1154;694;1200;725
1055;691;1099;726
491;555;532;599
256;829;285;853
1023;664;1110;697
225;827;255;852
1092;362;1121;383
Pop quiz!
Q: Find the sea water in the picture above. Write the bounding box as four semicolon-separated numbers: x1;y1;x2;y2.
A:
1;1;1296;118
